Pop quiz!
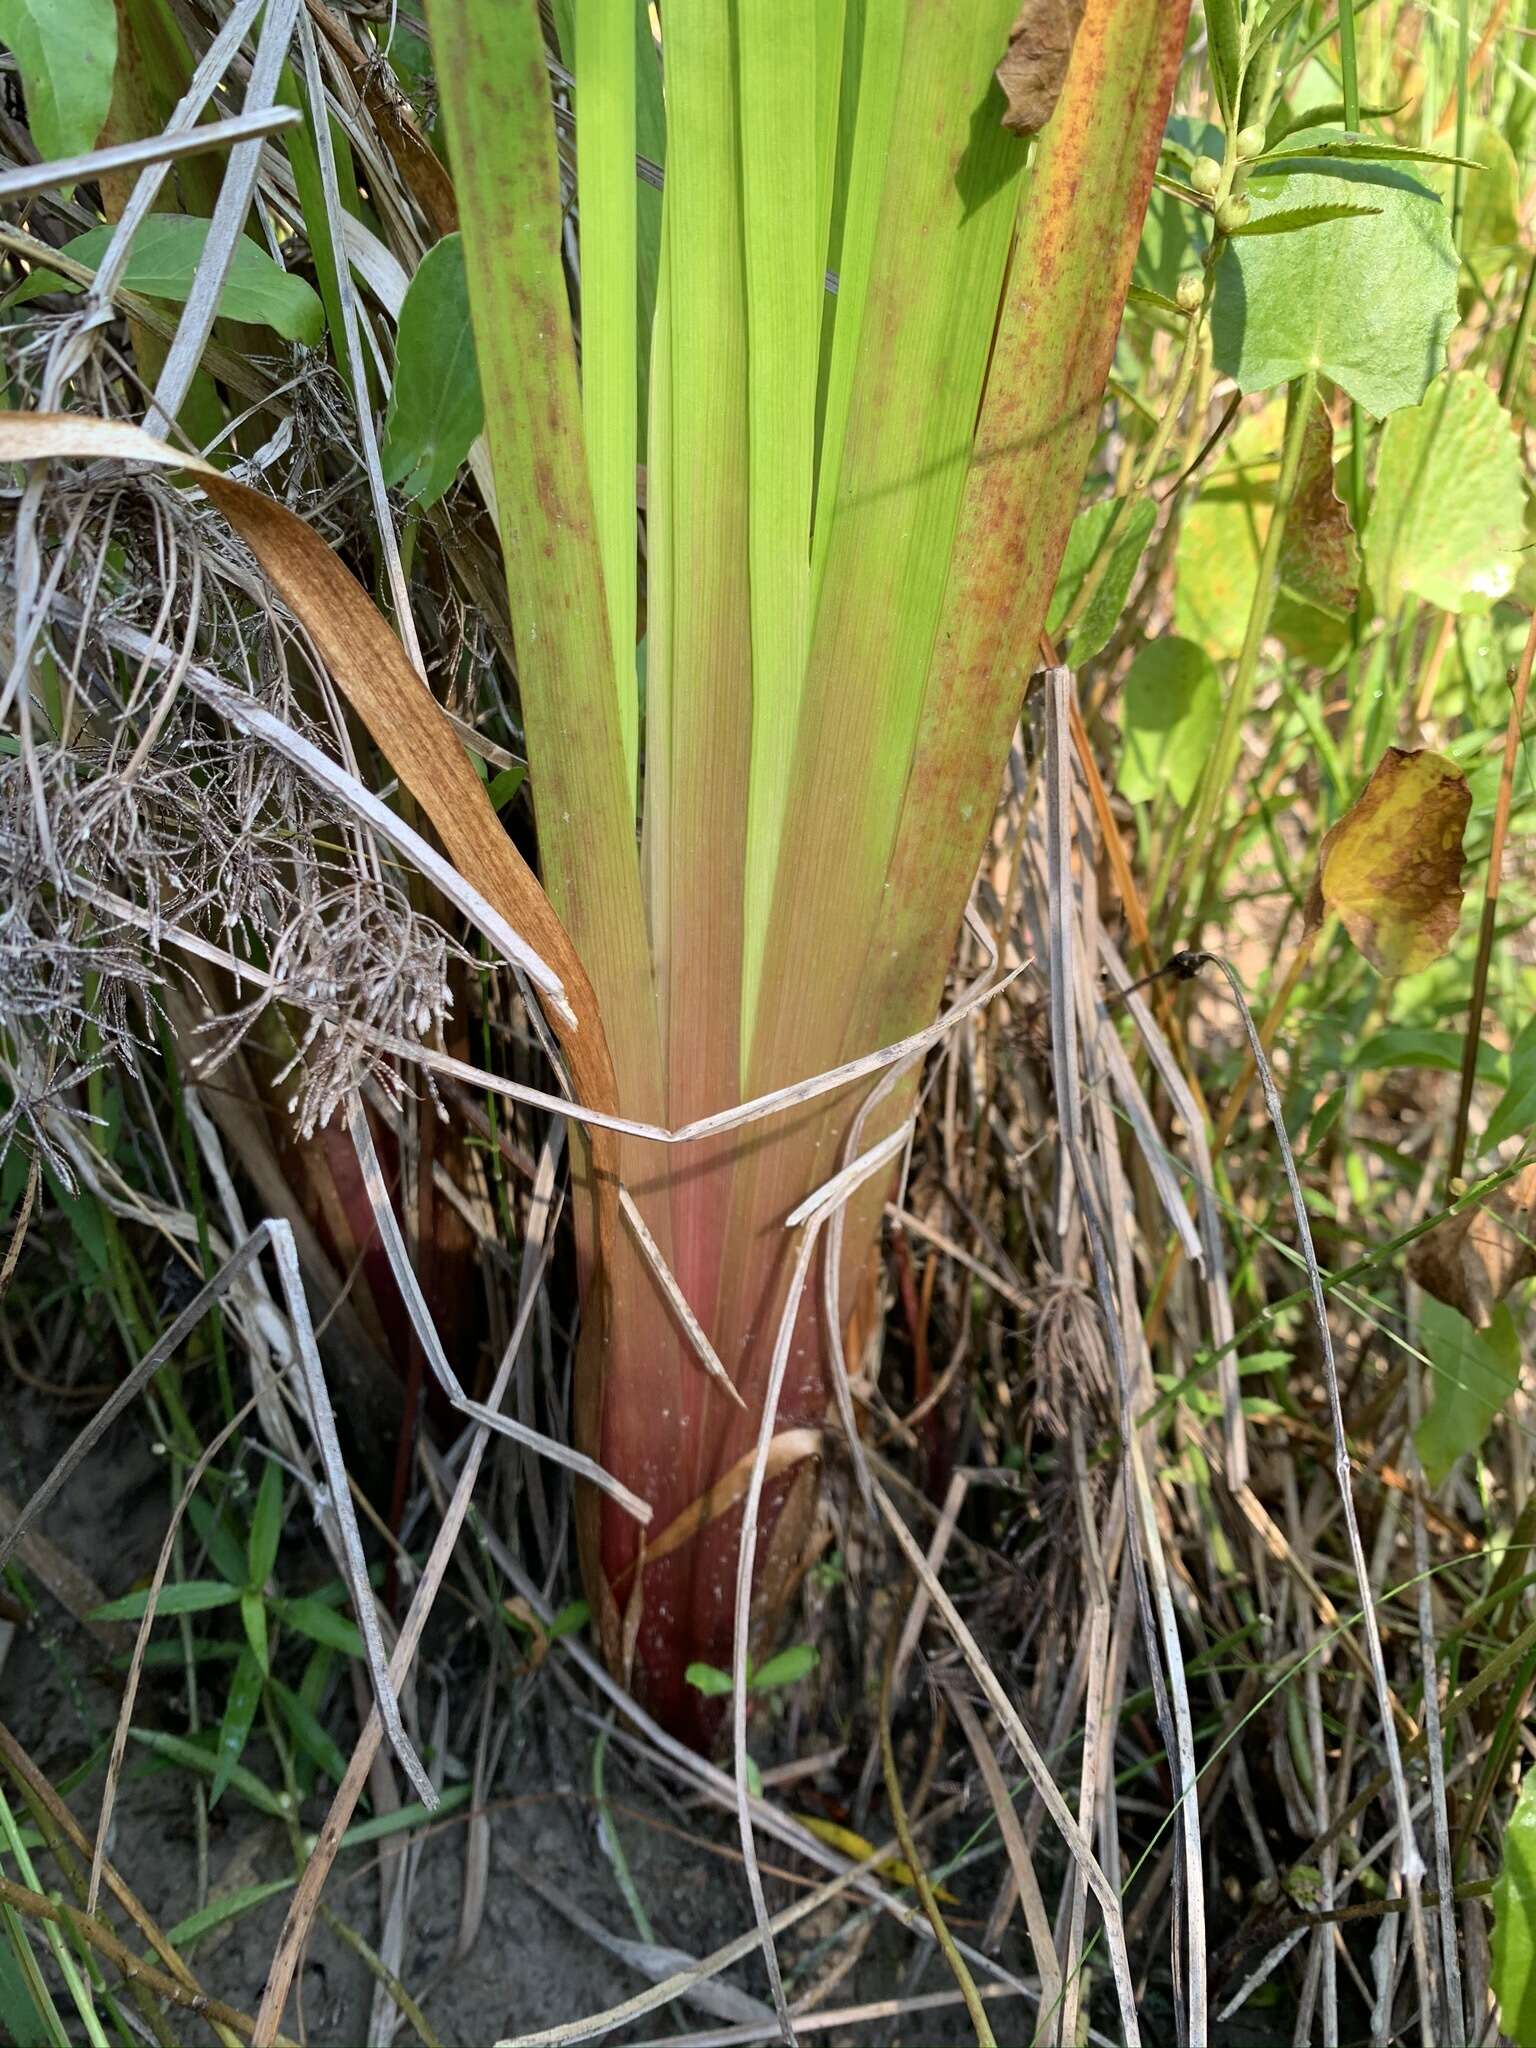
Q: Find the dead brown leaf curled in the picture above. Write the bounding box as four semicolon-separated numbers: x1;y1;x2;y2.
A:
1306;746;1470;977
1408;1167;1536;1327
1280;395;1359;615
996;0;1086;135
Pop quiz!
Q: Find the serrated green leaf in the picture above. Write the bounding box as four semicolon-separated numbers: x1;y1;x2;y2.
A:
750;1643;818;1692
7;215;323;343
247;1459;284;1589
1414;1298;1520;1489
275;1595;364;1658
210;1646;265;1808
1224;201;1383;235
380;233;484;507
1211;162;1458;417
0;0;117;163
1495;1767;1536;2046
1117;636;1220;806
128;1727;288;1818
91;1579;240;1622
1047;497;1156;662
1364;372;1526;616
1254;131;1482;172
684;1660;734;1698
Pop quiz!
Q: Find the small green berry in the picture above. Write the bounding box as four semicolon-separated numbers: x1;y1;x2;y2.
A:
1189;154;1222;197
1216;194;1252;233
1175;273;1204;313
1236;123;1267;160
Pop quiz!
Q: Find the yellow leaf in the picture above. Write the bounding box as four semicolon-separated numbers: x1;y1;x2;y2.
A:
795;1814;958;1904
1311;747;1470;977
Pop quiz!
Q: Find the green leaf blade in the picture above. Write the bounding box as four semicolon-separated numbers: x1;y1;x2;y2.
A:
1211;162;1458;416
9;215;323;343
380;233;485;507
1414;1299;1520;1489
0;0;117;163
1363;371;1526;616
1117;636;1220;806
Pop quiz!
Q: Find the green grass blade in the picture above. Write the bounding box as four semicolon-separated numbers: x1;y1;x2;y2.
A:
737;0;821;1053
749;0;1024;1098
424;0;662;1113
858;0;1193;1055
575;0;638;802
644;0;752;1133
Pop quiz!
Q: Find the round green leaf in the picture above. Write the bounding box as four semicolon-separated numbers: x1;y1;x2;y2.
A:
1117;637;1219;806
1211;160;1458;417
0;0;117;164
8;214;324;345
1364;371;1526;616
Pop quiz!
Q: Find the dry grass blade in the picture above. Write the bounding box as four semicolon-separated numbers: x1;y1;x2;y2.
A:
872;1480;1142;2044
948;1688;1063;2039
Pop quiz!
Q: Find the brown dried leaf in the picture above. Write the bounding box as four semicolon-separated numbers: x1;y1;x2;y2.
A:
1408;1167;1536;1327
995;0;1086;136
1309;746;1470;976
1280;394;1359;614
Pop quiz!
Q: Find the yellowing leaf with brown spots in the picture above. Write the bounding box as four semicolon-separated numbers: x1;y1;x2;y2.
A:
1311;747;1470;977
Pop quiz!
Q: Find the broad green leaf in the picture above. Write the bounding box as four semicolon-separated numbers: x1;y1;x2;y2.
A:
1460;124;1523;278
1363;372;1526;616
1047;497;1156;662
275;1595;364;1658
1414;1299;1520;1488
380;234;483;507
128;1727;288;1818
1493;1766;1536;2045
685;1660;734;1698
248;1459;284;1588
1352;1028;1501;1077
165;1878;294;1950
749;1643;817;1692
0;0;116;163
1174;408;1351;665
0;1926;56;2048
8;215;323;344
1314;747;1470;978
91;1579;240;1622
1486;1020;1536;1153
1117;637;1219;806
210;1645;265;1807
1211;162;1458;417
1251;0;1306;47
